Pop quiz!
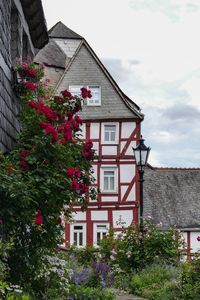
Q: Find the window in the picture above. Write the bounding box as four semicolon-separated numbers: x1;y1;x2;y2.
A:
69;85;82;97
95;224;108;246
69;85;101;106
87;86;101;106
101;167;117;192
102;123;118;144
104;125;116;142
73;225;84;247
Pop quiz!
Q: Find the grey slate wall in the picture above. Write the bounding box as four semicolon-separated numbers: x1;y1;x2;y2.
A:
0;0;34;152
57;44;138;120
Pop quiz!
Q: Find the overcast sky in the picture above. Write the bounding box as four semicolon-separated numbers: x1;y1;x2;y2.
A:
42;0;200;167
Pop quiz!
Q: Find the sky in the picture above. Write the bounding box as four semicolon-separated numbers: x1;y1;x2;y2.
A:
42;0;200;167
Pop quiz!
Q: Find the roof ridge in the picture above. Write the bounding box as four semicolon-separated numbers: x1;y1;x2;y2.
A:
154;167;200;170
48;21;83;39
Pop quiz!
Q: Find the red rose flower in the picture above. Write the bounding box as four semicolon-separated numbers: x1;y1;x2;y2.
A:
22;81;37;91
57;216;62;224
82;140;94;160
54;96;64;103
28;68;36;77
73;104;81;113
75;168;81;179
58;138;67;145
20;150;29;158
81;87;92;99
66;167;75;178
19;161;29;168
75;115;82;125
71;179;79;192
79;183;89;194
61;90;74;100
67;112;74;120
39;122;58;142
35;210;43;225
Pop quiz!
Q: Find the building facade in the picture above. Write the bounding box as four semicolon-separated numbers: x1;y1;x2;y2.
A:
0;0;48;153
144;166;200;258
35;22;144;247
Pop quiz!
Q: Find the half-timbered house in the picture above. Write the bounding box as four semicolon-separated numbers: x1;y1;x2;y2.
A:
35;22;144;247
0;0;48;152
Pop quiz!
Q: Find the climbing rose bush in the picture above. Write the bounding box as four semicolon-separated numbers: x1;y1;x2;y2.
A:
0;60;96;288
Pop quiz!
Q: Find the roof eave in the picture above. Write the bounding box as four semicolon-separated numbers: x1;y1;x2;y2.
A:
20;0;49;49
82;40;143;120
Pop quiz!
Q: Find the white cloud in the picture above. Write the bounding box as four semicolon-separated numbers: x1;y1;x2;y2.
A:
181;77;200;108
42;0;200;167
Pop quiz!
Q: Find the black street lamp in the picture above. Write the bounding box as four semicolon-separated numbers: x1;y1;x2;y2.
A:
133;135;150;267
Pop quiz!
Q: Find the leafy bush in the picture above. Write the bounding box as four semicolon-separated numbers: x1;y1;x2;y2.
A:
67;246;98;266
6;293;31;300
67;285;115;300
100;220;182;271
178;258;200;299
130;264;179;300
0;60;96;290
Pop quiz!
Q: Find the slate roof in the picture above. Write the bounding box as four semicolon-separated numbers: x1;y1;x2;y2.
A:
48;22;83;40
43;22;143;119
144;166;200;229
20;0;48;48
34;40;67;68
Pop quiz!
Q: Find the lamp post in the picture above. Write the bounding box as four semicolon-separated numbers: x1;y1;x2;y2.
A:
133;135;150;268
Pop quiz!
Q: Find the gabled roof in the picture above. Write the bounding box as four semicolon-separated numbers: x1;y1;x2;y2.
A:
34;40;66;68
144;166;200;229
39;22;143;119
48;22;83;40
20;0;48;48
51;34;143;119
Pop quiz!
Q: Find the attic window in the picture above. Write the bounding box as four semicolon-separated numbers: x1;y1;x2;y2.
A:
69;85;82;97
87;86;101;106
69;85;101;106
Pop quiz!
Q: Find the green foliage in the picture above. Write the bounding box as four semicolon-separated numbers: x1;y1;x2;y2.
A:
0;60;96;289
178;258;200;299
67;285;116;300
100;220;182;271
6;293;31;300
67;245;98;266
130;264;179;300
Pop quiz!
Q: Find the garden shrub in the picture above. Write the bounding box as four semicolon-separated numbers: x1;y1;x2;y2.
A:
6;293;31;300
67;285;115;300
100;220;182;271
178;258;200;299
130;264;179;299
0;59;96;292
67;245;98;266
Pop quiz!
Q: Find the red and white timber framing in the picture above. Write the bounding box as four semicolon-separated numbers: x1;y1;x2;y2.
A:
65;118;141;247
180;230;200;260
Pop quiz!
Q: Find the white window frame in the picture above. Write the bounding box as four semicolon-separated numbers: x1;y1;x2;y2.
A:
69;85;82;97
100;166;118;193
70;223;86;248
87;85;101;106
102;122;119;144
69;85;101;106
93;223;109;247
